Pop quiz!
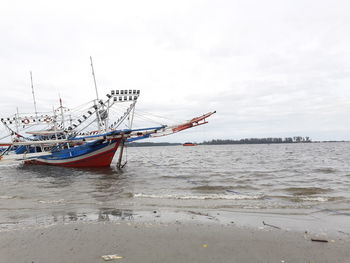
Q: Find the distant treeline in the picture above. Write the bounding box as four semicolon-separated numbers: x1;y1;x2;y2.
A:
201;136;311;145
127;142;181;147
126;136;312;147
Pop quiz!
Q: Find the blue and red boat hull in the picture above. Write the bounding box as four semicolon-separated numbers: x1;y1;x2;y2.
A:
23;139;122;168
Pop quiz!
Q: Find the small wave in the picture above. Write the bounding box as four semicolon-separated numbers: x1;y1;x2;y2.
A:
313;167;337;174
283;187;332;196
190;185;229;191
290;196;343;202
191;185;259;192
161;175;191;179
235;185;260;190
0;195;16;199
38;199;65;204
134;193;264;200
296;197;330;202
0;162;22;168
264;194;343;203
122;192;134;198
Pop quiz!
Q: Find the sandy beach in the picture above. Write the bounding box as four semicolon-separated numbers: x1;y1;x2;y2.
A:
1;221;349;263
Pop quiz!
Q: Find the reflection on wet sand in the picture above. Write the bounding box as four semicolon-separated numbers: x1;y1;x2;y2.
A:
0;164;135;229
50;209;134;224
98;208;134;221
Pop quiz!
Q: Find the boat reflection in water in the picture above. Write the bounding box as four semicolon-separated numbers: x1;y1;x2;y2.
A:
49;209;134;224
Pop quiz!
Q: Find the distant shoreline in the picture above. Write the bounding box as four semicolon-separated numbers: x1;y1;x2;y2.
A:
127;139;350;147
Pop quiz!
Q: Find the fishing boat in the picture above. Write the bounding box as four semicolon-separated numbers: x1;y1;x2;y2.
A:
183;142;197;146
0;92;215;168
0;60;215;168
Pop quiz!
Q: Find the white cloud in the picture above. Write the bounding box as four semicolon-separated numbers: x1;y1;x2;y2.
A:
0;0;350;141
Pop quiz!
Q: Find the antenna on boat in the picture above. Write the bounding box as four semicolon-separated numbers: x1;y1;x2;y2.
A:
30;71;38;117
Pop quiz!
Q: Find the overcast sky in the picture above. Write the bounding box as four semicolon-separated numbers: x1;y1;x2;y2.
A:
1;0;350;142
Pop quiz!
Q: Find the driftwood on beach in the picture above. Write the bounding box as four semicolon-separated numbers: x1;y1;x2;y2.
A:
262;221;281;230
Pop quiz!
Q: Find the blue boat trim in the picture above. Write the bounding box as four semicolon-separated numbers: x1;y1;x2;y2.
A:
40;140;112;160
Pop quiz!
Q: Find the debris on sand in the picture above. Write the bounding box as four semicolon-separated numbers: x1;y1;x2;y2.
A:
311;238;328;243
101;254;123;261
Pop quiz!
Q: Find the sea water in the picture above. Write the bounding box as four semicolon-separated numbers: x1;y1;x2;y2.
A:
1;143;350;232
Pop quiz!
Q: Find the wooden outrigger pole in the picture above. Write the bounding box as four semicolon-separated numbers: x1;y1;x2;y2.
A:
116;138;126;169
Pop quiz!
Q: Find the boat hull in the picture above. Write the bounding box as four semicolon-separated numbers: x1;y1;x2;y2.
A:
183;143;197;146
23;139;122;168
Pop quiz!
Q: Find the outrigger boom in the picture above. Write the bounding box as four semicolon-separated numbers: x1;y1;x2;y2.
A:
172;111;216;133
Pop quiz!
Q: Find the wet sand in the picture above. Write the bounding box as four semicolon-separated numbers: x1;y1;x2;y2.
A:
1;221;349;263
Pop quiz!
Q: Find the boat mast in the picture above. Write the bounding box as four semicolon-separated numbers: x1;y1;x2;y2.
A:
90;56;103;132
59;94;65;129
52;106;58;141
90;56;99;101
15;107;19;133
30;71;38;117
